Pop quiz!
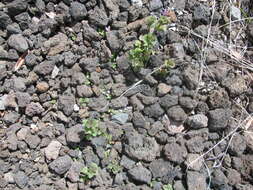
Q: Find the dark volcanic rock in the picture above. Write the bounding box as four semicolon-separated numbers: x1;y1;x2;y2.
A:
143;103;164;119
49;155;73;175
0;12;12;29
208;108;232;131
124;133;159;162
88;7;109;27
25;102;44;117
70;2;87;21
14;171;28;189
160;95;178;109
34;61;55;76
167;106;187;122
58;95;75;116
163;142;187;164
8;34;28;53
128;165;152;184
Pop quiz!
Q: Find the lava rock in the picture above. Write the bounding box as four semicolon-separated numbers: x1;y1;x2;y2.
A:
164;142;187;164
0;12;12;29
25;134;41;149
70;2;87;21
207;88;231;109
58;95;75;116
167;106;187;122
193;4;210;25
8;34;28;53
143;103;164;119
149;159;173;179
124;133;159;162
79;57;99;72
34;61;55;76
185;114;208;129
25;102;45;117
45;140;62;161
66;124;84;145
182;65;199;90
88;7;109;27
149;0;163;11
49;155;73;175
208;108;232;131
7;0;28;16
76;85;93;97
14;171;28;189
16;92;31;108
128;165;152;184
112;113;129;125
187;171;206;190
157;83;171;96
106;30;121;53
229;134;246;156
186;136;204;153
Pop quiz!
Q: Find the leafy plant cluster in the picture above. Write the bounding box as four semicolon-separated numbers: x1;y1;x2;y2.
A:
80;163;99;182
129;15;175;74
82;118;112;142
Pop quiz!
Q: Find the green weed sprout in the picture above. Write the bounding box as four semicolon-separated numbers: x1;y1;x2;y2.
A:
129;16;170;72
107;161;122;174
83;119;103;140
80;163;99;182
163;184;174;190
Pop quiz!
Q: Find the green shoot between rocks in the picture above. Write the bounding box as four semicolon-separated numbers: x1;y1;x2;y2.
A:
80;163;99;182
129;15;175;74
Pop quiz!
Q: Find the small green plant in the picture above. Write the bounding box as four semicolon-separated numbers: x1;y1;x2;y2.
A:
107;161;122;175
98;28;106;37
70;33;77;41
129;16;170;72
157;59;175;77
79;97;89;106
84;74;91;85
101;88;112;100
50;99;57;105
83;118;104;140
163;184;173;190
80;163;99;182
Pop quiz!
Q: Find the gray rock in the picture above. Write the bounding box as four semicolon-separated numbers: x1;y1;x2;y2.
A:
112;113;129;125
35;0;45;12
0;61;7;81
211;169;228;187
149;159;173;179
230;5;241;20
88;96;108;112
49;155;73;175
170;43;185;60
91;169;113;187
187;171;206;190
7;133;18;151
124;133;159;162
185;114;208;129
70;2;87;21
34;61;55;76
167;106;187;122
67;161;85;182
82;22;101;42
128;165;152;184
149;0;163;11
208;108;232;131
120;155;135;170
4;172;15;184
7;23;22;34
14;171;28;189
88;7;109;27
229;134;246;156
66;124;84;145
25;102;45;117
25;134;41;149
179;96;198;110
77;85;93;97
64;51;77;67
111;97;128;109
131;0;143;7
221;74;247;97
0;95;8;110
207;88;231;109
164;142;187;164
157;83;171;96
79;57;99;72
0;12;12;29
13;77;26;92
186;136;204;153
143;103;164;119
8;34;28;53
106;30;121;53
58;95;75;116
3;112;20;125
45;140;62;161
160;95;178;109
16;92;31;108
182;65;199;90
193;4;210;25
185;154;203;171
226;168;241;186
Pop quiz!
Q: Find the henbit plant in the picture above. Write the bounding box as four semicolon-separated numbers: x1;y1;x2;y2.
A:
79;97;89;106
83;118;104;140
80;163;99;182
129;15;170;72
163;184;174;190
107;160;122;175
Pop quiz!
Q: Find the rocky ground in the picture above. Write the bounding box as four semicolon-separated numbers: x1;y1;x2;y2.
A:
0;0;253;189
